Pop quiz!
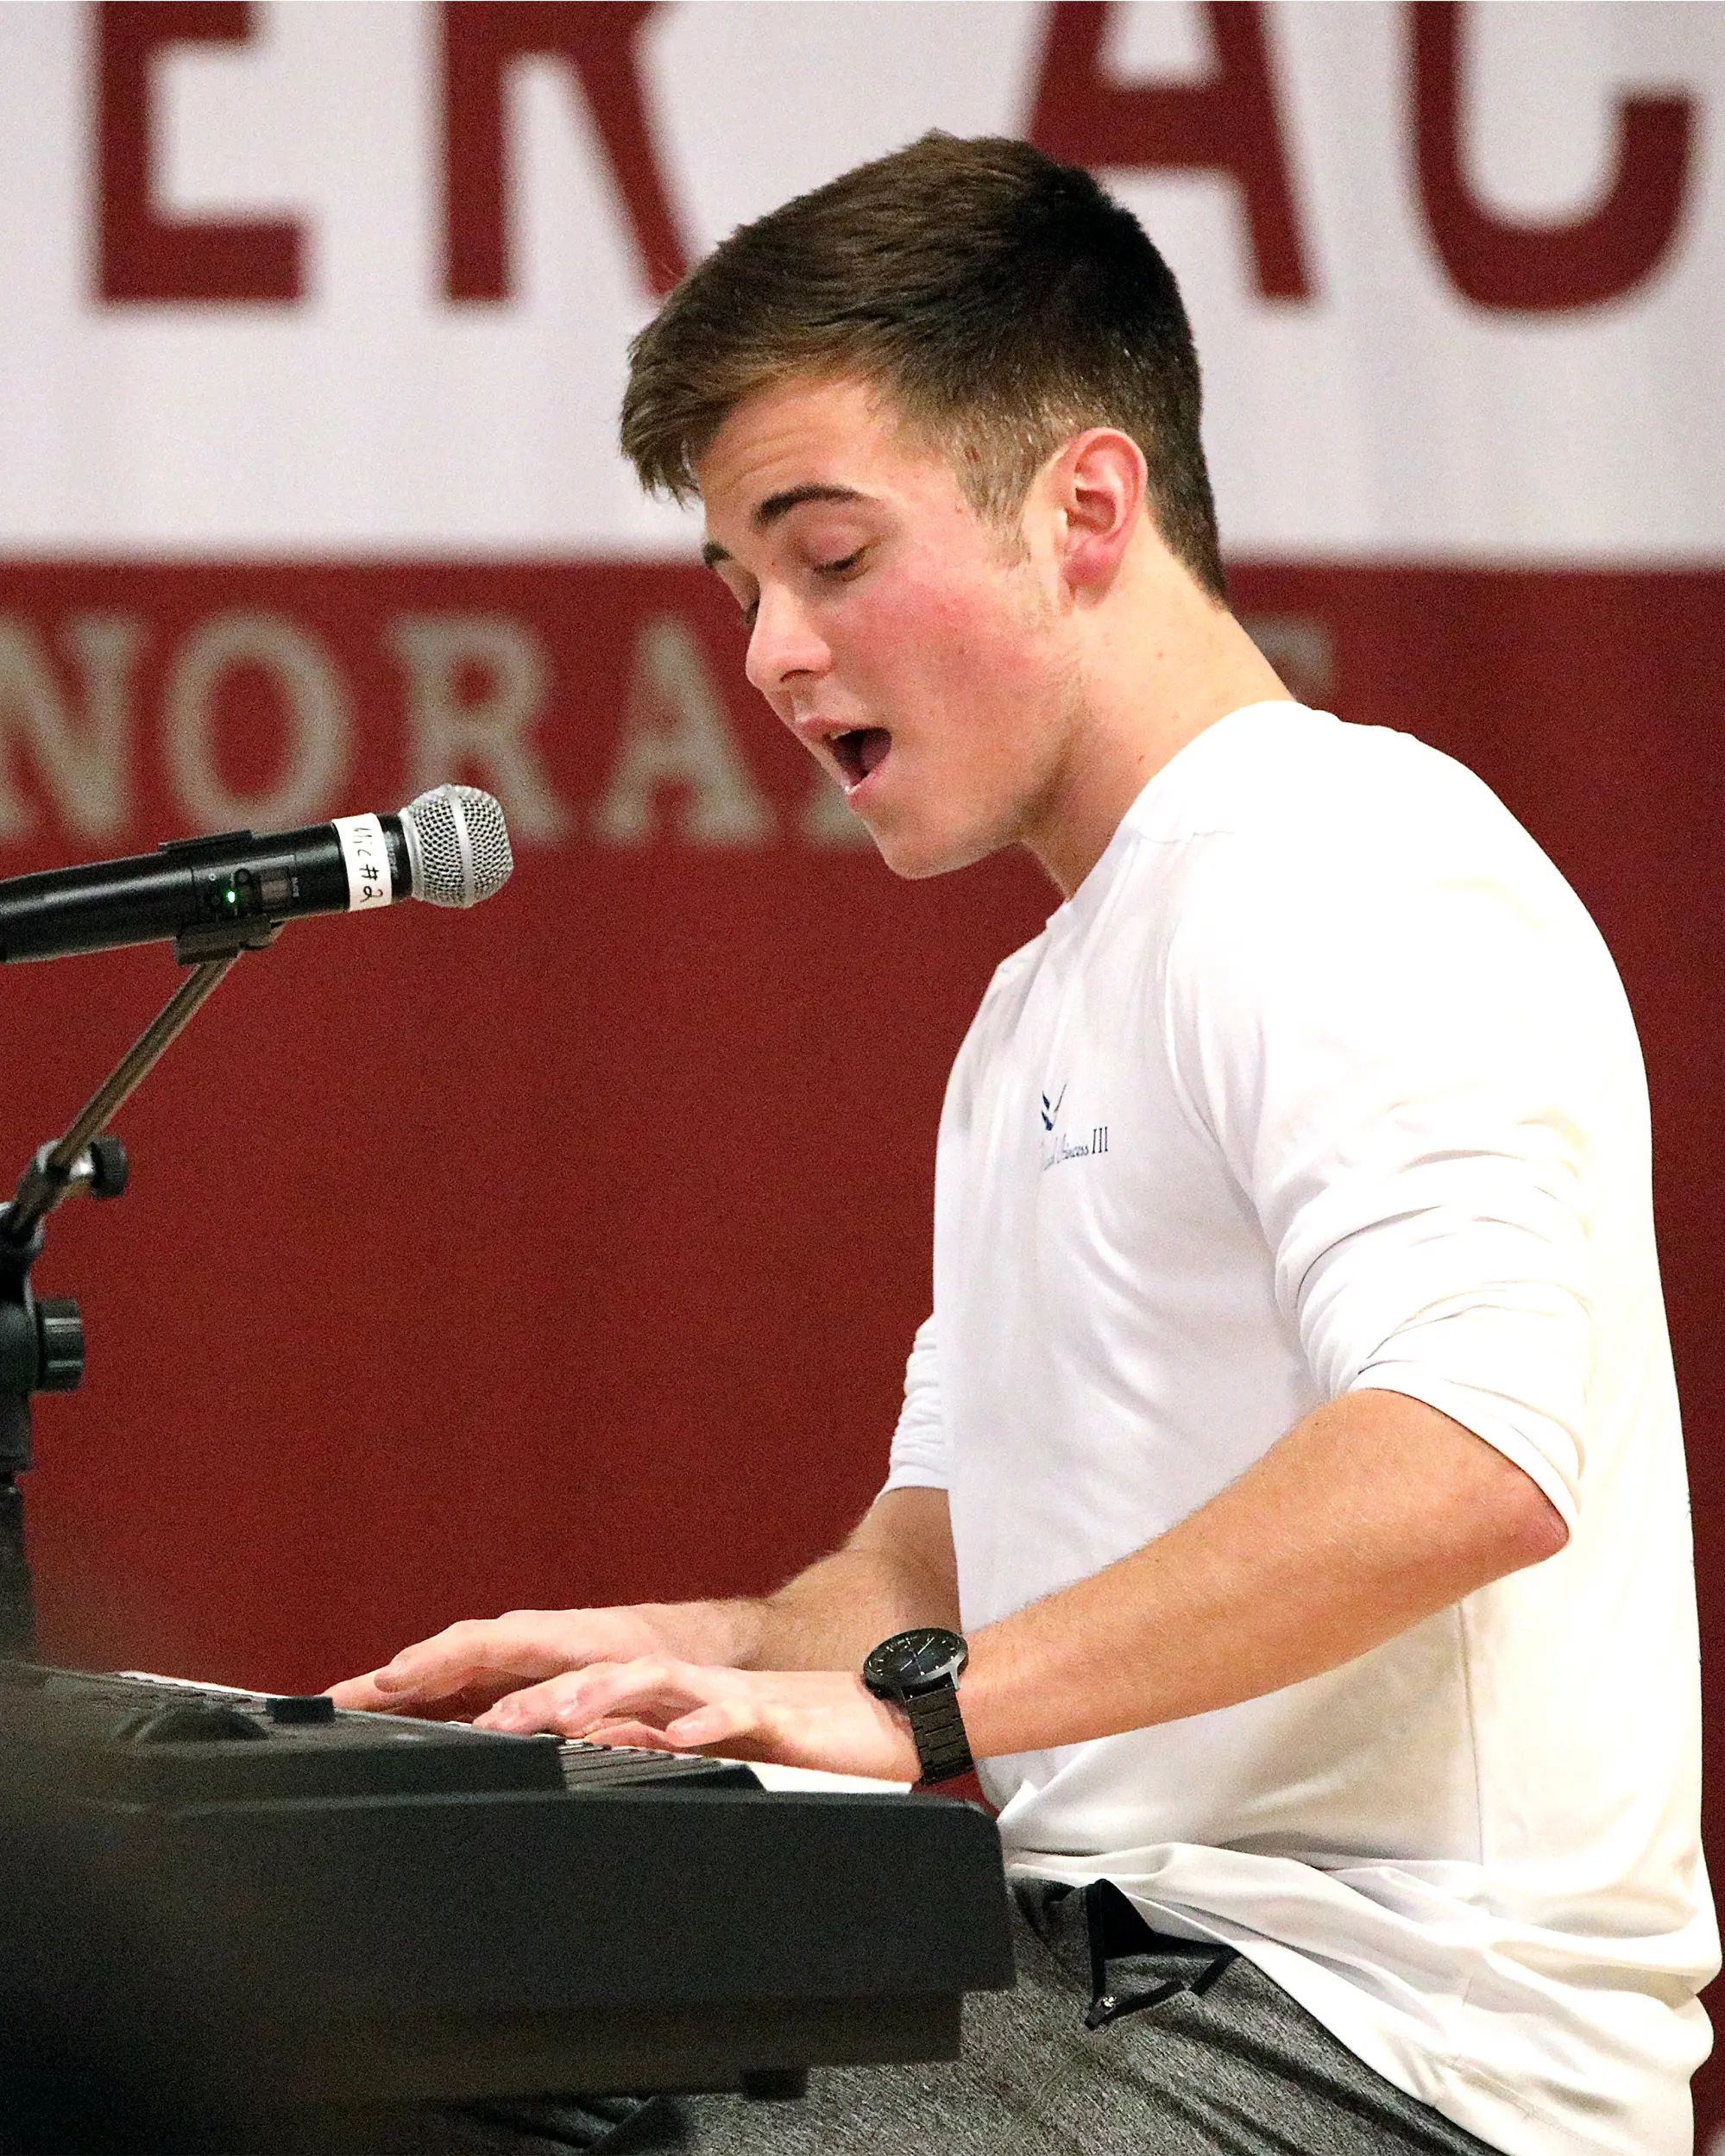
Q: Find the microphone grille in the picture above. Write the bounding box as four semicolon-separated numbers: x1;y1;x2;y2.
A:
400;786;514;908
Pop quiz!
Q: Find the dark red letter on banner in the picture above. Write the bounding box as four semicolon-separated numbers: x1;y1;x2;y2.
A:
1414;1;1693;311
442;0;687;301
1029;1;1311;299
97;0;303;304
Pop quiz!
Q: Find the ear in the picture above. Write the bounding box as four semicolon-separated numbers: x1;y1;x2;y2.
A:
1049;430;1148;596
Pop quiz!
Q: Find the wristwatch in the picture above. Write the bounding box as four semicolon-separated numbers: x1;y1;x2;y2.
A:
861;1626;973;1785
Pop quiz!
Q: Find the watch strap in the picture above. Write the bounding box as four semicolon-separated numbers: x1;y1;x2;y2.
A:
904;1681;973;1784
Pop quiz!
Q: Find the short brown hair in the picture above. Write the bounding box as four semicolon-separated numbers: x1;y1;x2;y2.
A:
620;133;1226;601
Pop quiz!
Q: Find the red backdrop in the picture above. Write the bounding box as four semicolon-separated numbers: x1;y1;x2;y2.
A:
3;1;1722;2134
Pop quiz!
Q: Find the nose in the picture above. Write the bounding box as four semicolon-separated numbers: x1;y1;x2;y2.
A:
745;585;829;701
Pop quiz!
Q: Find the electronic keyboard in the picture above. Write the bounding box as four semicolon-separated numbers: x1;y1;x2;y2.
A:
0;1661;757;1802
0;1660;1013;2147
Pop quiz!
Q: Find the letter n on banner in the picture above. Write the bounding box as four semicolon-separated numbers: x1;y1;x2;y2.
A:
0;618;140;842
1029;1;1312;299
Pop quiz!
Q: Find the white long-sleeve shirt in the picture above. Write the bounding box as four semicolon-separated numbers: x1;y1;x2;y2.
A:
885;703;1716;2156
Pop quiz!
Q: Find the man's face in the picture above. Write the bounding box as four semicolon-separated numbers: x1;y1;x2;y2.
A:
696;376;1073;880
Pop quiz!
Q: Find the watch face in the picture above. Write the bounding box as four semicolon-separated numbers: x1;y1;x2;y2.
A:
863;1626;968;1697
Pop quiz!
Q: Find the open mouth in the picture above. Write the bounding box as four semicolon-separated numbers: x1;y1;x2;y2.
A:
832;727;891;789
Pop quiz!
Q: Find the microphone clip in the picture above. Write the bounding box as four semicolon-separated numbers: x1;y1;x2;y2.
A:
173;917;282;965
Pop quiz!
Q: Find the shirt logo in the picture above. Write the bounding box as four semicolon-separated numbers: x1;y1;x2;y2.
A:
1039;1084;1109;1172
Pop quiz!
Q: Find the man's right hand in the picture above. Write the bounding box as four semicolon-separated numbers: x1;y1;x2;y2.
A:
326;1490;960;1719
327;1601;756;1719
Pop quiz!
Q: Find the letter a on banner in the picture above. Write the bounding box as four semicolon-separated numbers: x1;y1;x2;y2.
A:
1029;0;1312;299
800;770;875;850
595;618;774;849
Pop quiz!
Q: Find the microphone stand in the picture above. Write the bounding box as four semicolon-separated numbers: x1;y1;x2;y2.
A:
0;915;279;1656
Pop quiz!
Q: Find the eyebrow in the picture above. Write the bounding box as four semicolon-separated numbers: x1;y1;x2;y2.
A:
700;484;868;569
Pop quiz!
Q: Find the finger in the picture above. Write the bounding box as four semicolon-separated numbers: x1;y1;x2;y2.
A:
369;1618;566;1703
326;1670;489;1719
325;1669;394;1711
548;1663;765;1751
475;1659;702;1738
376;1622;515;1690
576;1719;686;1751
472;1669;631;1736
663;1700;760;1750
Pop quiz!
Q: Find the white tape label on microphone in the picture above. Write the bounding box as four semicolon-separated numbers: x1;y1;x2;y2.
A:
333;814;392;911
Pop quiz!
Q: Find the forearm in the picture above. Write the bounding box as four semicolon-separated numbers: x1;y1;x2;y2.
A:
330;1490;957;1719
464;1509;954;1677
463;1484;957;1769
606;1579;880;1672
440;1399;1566;1774
733;1487;961;1669
959;1389;1568;1759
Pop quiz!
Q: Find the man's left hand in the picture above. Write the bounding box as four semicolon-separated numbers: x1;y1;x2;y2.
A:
472;1658;922;1781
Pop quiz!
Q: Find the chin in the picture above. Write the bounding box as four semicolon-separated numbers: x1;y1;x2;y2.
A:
867;818;1007;883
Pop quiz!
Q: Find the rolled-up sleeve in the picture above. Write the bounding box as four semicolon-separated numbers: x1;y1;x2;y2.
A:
881;1314;950;1493
1166;834;1603;1531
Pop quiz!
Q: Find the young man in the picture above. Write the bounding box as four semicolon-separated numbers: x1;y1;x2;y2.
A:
333;137;1715;2153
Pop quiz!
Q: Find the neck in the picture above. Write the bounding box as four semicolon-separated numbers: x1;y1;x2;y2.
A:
1022;550;1288;899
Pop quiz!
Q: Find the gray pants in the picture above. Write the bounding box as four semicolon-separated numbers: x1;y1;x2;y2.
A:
663;1880;1503;2155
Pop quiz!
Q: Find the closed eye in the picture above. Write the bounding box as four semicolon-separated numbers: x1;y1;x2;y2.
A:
721;546;863;631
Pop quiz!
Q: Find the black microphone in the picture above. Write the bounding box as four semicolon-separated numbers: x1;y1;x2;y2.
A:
0;786;513;964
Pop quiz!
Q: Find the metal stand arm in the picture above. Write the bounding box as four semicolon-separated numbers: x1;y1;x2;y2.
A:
1;958;237;1253
0;952;251;1655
